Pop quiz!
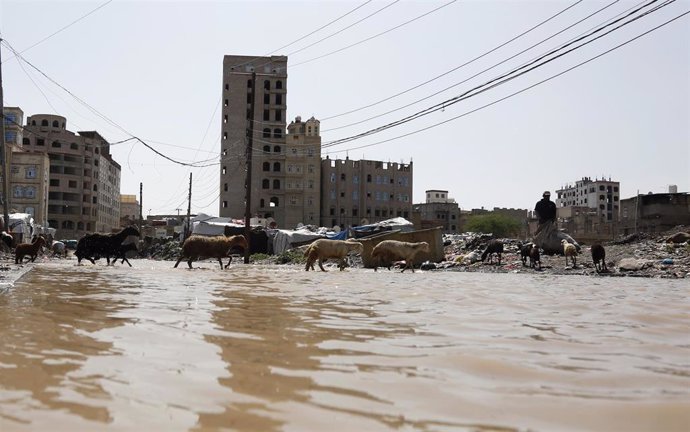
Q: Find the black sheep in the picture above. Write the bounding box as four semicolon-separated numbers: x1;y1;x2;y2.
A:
113;242;139;267
76;226;140;265
591;244;607;273
519;242;532;266
481;239;503;265
529;244;541;270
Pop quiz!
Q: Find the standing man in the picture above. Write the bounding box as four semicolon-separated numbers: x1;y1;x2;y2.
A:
534;191;556;226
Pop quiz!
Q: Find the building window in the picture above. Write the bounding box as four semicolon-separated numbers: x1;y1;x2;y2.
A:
340;173;346;181
263;145;270;153
224;183;228;192
263;162;270;171
223;201;228;208
263;109;270;121
276;80;283;89
262;179;270;189
222;166;227;175
260;199;265;208
25;167;37;179
273;179;280;189
276;94;282;105
273;145;281;153
263;94;270;104
263;128;271;138
37;139;45;146
13;186;23;198
273;162;280;172
25;187;36;198
275;110;282;121
247;79;252;88
264;80;270;90
273;128;282;138
41;120;48;126
270;197;279;207
50;179;59;187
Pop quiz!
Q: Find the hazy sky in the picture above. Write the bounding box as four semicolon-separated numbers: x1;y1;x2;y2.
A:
1;0;688;218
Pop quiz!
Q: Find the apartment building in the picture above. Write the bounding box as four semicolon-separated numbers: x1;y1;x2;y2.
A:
320;157;413;229
120;194;140;225
282;116;321;228
413;189;461;233
555;176;620;221
21;114;121;239
219;55;289;226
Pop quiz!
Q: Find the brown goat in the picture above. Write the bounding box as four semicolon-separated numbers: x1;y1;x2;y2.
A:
15;236;46;264
304;239;363;271
371;240;430;273
174;235;248;269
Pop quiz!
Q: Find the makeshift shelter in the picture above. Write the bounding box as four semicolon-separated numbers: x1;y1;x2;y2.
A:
352;217;415;238
8;213;35;243
357;226;444;268
270;226;345;255
190;213;244;236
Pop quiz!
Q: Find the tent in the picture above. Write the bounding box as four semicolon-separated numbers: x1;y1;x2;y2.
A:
351;217;414;238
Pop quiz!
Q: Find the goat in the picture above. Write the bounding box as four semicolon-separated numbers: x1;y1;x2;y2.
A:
15;236;46;264
174;235;248;269
371;240;430;273
529;244;541;270
561;239;578;268
76;226;141;265
303;239;363;271
481;239;504;265
591;244;607;273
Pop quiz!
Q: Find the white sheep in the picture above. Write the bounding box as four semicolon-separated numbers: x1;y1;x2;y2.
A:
174;235;248;269
561;239;578;268
304;239;363;271
371;240;431;273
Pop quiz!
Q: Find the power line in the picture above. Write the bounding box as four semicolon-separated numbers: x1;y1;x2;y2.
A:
323;9;689;154
1;0;113;64
320;0;586;122
322;0;673;148
291;0;458;68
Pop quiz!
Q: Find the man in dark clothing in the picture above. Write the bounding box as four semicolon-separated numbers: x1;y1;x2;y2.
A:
535;191;556;225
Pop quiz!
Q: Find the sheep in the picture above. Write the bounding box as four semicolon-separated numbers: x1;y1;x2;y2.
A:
529;244;541;270
51;240;67;258
481;239;503;265
303;239;363;272
518;242;533;266
371;240;430;273
591;244;607;273
15;236;46;264
76;226;141;265
174;234;248;269
561;239;578;268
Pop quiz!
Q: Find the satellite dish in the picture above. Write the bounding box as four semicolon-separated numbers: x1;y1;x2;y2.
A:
360;218;369;225
332;225;341;233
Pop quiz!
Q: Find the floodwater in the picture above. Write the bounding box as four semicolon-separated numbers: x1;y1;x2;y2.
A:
0;260;688;432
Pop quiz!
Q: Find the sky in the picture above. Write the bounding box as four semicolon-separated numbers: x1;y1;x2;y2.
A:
1;0;688;219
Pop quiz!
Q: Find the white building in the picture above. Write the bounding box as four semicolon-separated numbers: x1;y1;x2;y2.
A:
556;177;620;222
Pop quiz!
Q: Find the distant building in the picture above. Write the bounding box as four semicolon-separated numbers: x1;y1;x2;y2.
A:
413;189;460;233
555;176;620;241
320;157;413;229
618;189;690;235
120;194;140;226
283;116;321;228
9;152;50;228
22;114;121;239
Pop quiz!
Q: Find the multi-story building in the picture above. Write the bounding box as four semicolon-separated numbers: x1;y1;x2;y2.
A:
556;176;620;222
21;114;121;239
413;190;461;233
320;157;413;229
283;116;321;228
120;194;140;225
618;188;690;235
219;55;289;226
9;152;50;227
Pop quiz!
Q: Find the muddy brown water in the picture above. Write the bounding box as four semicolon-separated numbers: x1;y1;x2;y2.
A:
0;259;688;431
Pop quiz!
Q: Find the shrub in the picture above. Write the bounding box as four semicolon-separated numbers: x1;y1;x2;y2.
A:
465;213;521;238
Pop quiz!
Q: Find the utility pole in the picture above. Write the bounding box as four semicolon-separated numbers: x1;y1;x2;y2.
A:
243;72;256;264
139;182;143;234
0;38;10;232
185;172;192;241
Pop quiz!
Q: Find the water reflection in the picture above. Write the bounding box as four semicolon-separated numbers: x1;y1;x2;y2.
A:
0;264;135;426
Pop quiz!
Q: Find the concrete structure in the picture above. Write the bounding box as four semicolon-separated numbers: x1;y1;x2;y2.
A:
414;189;461;233
320;157;413;229
9;152;50;227
21;114;121;239
2;107;26;228
556;176;620;222
219;55;289;226
120;194;140;226
618;190;690;235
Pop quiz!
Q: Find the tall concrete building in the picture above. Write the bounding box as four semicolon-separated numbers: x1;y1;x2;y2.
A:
556;176;620;222
320;157;413;229
220;55;289;226
283;116;321;228
22;114;121;239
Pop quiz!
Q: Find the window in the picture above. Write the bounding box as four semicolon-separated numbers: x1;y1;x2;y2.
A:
13;186;23;198
330;173;336;183
273;162;280;172
273;179;280;189
41;120;48;126
367;174;372;183
330;208;335;216
224;183;228;192
275;110;282;121
25;167;37;179
23;137;30;146
275;94;282;105
273;128;282;138
340;173;346;181
262;179;270;189
264;94;270;104
276;80;283;89
37;139;45;146
222;166;227;175
247;79;252;88
263;145;270;152
270;197;279;207
263;128;271;138
264;80;270;90
223;201;228;208
50;179;59;187
68;180;77;188
263;162;270;171
273;145;281;153
25;187;36;198
260;199;265;208
263;110;270;121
